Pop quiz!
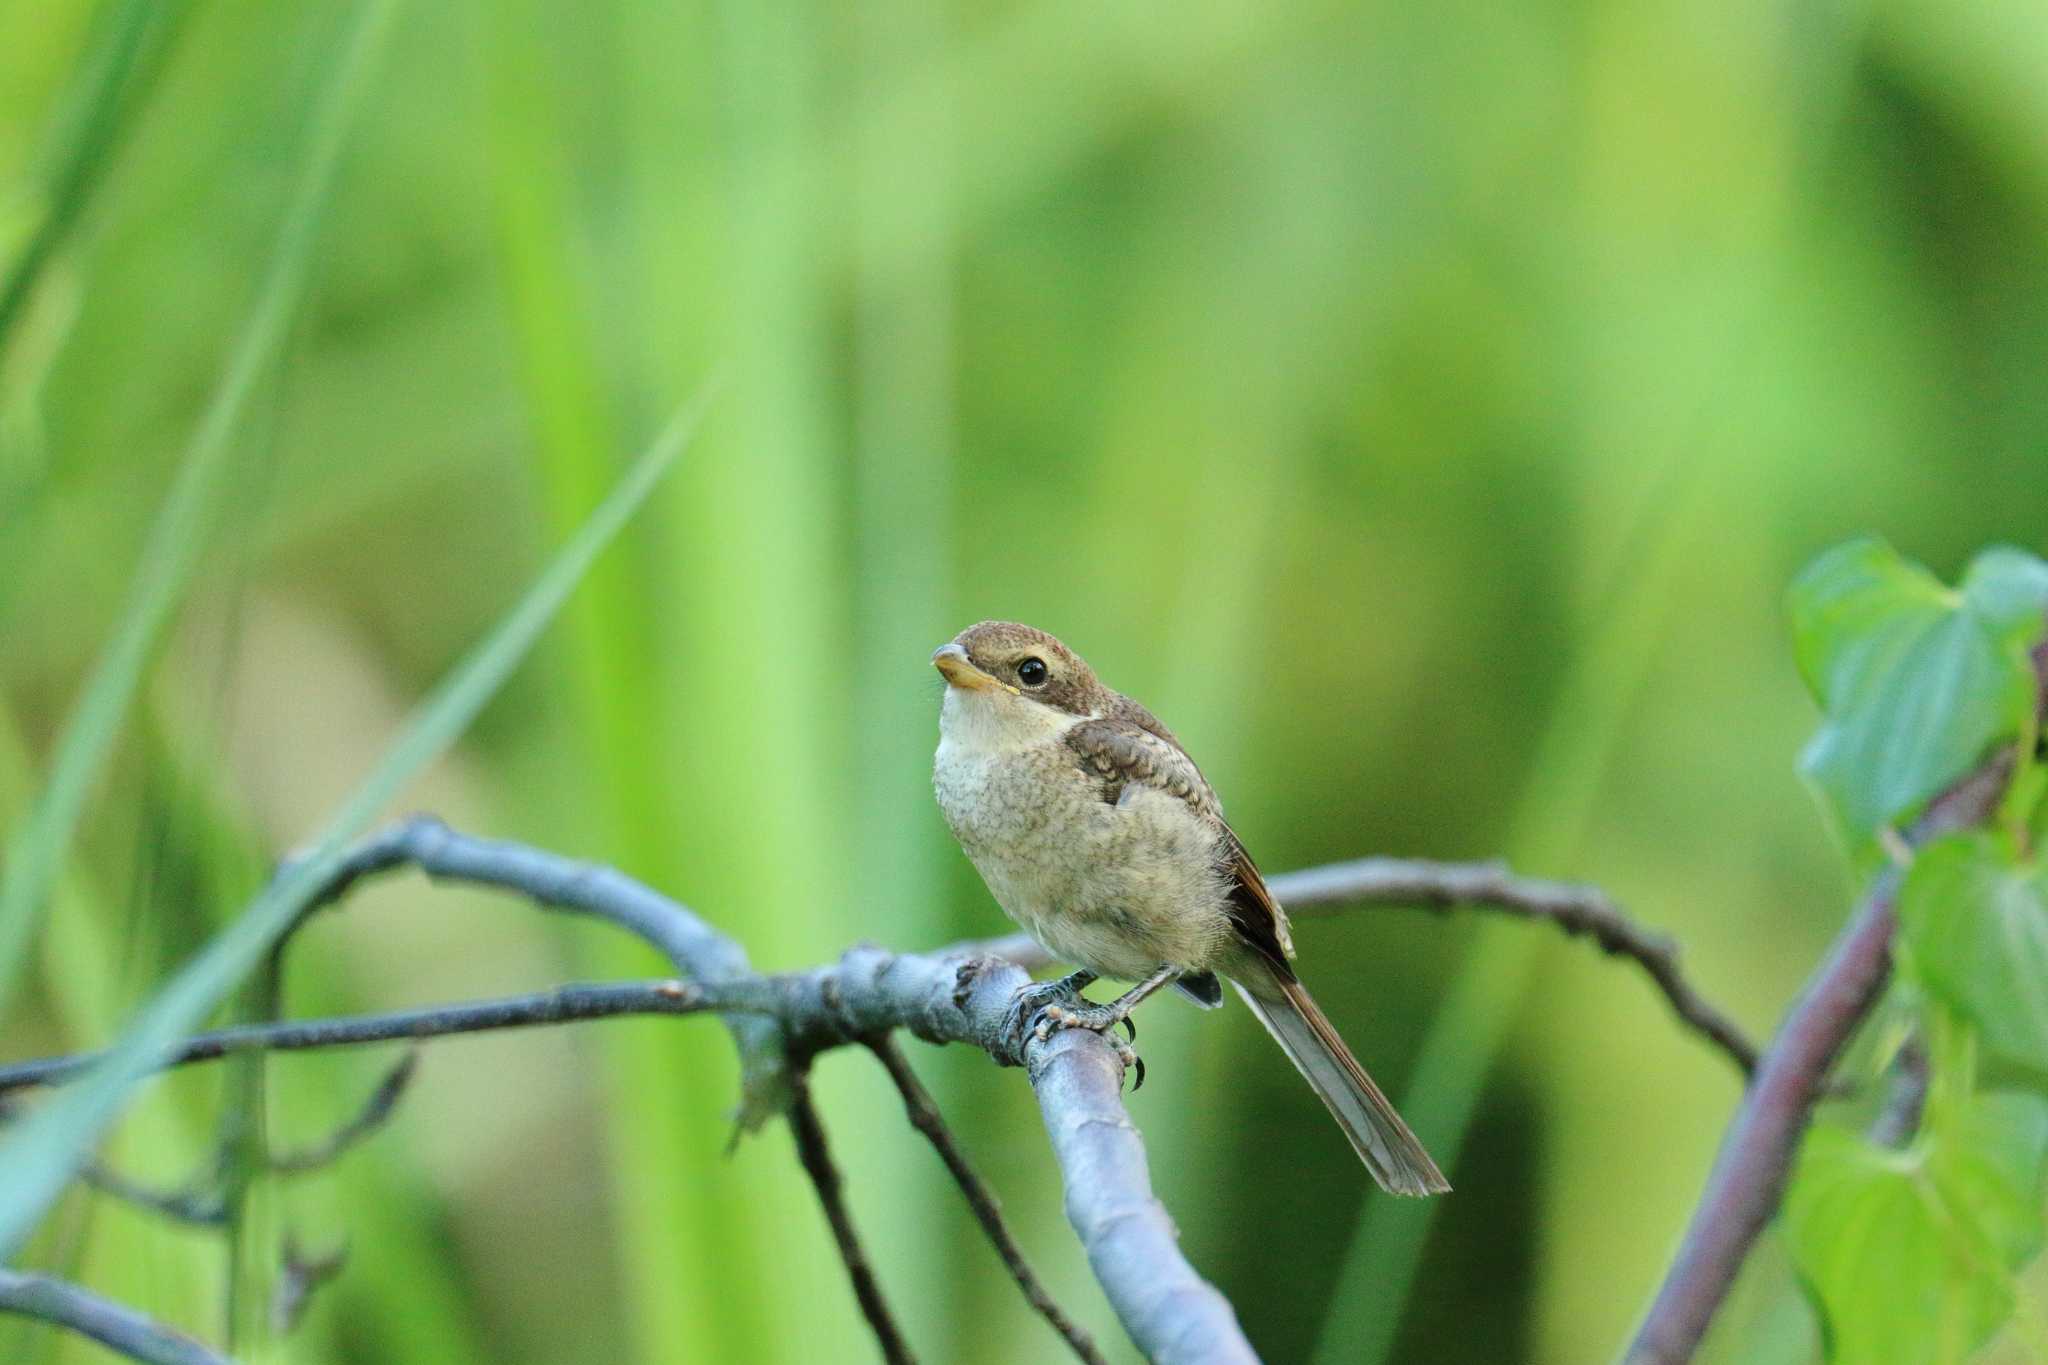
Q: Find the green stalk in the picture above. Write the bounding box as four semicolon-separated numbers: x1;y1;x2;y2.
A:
1315;471;1718;1365
0;0;186;353
0;0;401;1018
848;0;959;1352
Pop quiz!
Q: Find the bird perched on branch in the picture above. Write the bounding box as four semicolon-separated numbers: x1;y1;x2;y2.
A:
931;620;1448;1196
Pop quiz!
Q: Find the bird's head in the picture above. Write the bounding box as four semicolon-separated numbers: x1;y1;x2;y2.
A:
932;622;1107;736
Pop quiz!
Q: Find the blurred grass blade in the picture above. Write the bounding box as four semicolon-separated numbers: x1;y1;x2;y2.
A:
0;0;401;1012
1313;467;1720;1365
0;386;711;1260
0;0;185;352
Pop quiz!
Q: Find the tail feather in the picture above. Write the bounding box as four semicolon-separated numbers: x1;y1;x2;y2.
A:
1232;970;1450;1197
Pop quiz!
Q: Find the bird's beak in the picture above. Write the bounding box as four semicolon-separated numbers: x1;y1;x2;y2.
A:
932;643;1017;694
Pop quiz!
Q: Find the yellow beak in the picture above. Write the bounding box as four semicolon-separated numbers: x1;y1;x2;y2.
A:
932;643;1018;694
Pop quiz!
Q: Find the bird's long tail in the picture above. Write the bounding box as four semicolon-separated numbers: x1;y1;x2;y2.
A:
1232;965;1450;1197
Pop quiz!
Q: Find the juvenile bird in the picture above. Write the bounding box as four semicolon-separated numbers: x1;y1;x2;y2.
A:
931;621;1448;1196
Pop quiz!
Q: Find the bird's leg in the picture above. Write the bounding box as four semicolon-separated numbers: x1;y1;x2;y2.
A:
1048;961;1179;1035
1002;969;1098;1051
1037;964;1177;1037
1034;964;1181;1088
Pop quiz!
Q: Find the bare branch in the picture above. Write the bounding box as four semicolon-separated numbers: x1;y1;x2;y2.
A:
955;858;1760;1077
1026;1026;1253;1364
1;958;1246;1358
0;980;741;1094
944;932;1053;969
17;1055;420;1228
298;816;792;1126
7;821;1261;1363
1627;739;2026;1364
0;1098;226;1225
1274;858;1760;1074
77;1160;226;1227
0;1268;229;1365
303;818;1256;1363
786;1072;917;1365
269;1051;418;1174
868;1035;1107;1365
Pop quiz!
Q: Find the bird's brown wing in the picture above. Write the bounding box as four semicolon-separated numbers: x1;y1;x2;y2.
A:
1063;716;1297;979
1220;831;1297;977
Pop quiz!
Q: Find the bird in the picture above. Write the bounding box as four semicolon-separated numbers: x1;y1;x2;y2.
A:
930;620;1449;1197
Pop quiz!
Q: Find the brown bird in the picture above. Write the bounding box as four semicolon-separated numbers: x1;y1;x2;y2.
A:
931;621;1448;1196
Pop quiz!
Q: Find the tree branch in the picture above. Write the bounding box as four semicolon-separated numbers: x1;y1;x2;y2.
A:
299;817;791;1124
1626;744;2025;1364
268;1050;419;1175
1276;858;1761;1074
0;1268;230;1365
0;1096;227;1224
10;1053;420;1230
320;819;1256;1363
0;980;736;1093
2;819;1273;1363
868;1034;1106;1365
786;1071;917;1365
956;857;1759;1076
1027;1025;1252;1363
77;1158;226;1226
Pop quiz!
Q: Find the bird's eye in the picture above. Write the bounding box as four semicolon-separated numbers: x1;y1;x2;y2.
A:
1017;657;1049;687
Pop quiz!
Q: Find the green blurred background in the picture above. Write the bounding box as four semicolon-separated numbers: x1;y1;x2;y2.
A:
2;0;2045;1361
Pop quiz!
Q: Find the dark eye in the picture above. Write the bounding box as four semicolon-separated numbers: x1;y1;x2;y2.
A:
1017;657;1049;687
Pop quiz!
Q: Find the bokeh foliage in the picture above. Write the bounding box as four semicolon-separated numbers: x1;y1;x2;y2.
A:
2;0;2047;1362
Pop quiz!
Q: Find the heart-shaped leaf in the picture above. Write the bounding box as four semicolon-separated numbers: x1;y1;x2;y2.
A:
1785;1092;2048;1364
1789;539;2048;851
1898;831;2048;1072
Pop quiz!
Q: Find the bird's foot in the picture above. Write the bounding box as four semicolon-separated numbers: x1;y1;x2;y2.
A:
1032;998;1146;1090
1002;970;1098;1054
1035;997;1136;1037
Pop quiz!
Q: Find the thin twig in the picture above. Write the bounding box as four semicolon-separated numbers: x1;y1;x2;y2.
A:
1627;740;2027;1364
1276;858;1760;1074
0;1268;229;1365
0;1097;226;1224
956;858;1760;1077
296;815;791;1126
269;1051;419;1174
1627;875;1902;1365
786;1071;917;1365
0;980;740;1093
23;1056;420;1229
867;1035;1107;1365
78;1160;226;1227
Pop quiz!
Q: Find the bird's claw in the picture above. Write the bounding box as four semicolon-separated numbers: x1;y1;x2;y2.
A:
1029;1002;1146;1091
1003;977;1087;1053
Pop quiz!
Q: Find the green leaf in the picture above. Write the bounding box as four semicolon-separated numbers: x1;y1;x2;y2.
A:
1962;548;2048;649
0;387;710;1261
1785;1092;2048;1364
1898;832;2048;1072
1788;538;2048;849
0;0;401;1017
